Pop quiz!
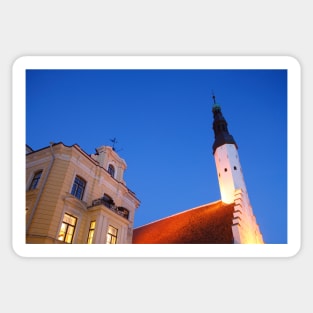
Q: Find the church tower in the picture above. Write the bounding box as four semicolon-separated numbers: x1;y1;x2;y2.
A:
212;95;264;244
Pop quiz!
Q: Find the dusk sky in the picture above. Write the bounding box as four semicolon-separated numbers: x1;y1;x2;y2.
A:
26;68;287;244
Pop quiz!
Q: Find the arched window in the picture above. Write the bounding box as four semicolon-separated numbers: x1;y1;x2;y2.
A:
108;164;115;178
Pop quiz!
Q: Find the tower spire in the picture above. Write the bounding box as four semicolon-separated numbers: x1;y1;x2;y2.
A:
211;95;237;154
211;94;264;243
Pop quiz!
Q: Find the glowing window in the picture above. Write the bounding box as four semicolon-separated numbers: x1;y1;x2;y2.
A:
58;213;77;243
108;164;115;178
87;221;96;244
71;176;86;200
29;170;42;190
106;225;118;244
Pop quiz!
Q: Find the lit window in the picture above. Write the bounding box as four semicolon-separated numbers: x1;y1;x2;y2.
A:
58;213;77;243
29;170;42;190
71;176;86;200
87;221;96;244
108;164;115;178
106;225;118;244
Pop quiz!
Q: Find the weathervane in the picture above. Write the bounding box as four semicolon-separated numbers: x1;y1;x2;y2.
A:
110;137;118;151
110;137;123;153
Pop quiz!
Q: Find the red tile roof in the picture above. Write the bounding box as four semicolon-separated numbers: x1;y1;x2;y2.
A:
132;200;235;244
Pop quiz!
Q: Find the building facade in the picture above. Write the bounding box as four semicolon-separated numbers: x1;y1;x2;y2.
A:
26;142;140;244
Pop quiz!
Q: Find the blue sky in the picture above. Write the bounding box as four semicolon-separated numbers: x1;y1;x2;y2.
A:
26;68;287;244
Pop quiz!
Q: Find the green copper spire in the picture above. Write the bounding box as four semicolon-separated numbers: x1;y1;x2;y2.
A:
211;95;237;154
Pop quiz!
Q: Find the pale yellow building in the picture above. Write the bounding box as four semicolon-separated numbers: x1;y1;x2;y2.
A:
26;142;140;244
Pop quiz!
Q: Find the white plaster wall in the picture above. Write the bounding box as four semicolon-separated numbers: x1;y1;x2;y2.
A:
214;144;248;204
232;189;264;244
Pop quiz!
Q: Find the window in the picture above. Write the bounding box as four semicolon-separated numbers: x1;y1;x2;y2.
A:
58;213;77;243
108;164;115;178
87;221;96;244
106;225;118;244
29;170;42;190
71;176;86;200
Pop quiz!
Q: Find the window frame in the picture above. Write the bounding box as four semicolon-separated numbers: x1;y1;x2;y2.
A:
106;225;118;244
71;175;86;200
58;212;77;244
108;164;115;178
29;170;43;190
87;220;96;244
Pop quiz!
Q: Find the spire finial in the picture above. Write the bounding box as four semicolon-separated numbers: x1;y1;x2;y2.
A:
211;90;220;112
212;90;216;104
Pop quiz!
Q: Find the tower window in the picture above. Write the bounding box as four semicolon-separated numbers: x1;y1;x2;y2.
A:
108;164;115;178
71;176;86;200
224;168;227;172
234;166;237;170
29;170;43;190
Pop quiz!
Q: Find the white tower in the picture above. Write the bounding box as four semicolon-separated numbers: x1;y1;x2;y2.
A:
211;95;264;243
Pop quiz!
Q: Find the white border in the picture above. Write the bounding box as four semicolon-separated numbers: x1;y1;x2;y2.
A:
12;56;301;258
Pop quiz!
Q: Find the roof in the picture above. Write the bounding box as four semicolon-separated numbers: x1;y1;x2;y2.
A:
26;142;140;202
132;200;235;244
